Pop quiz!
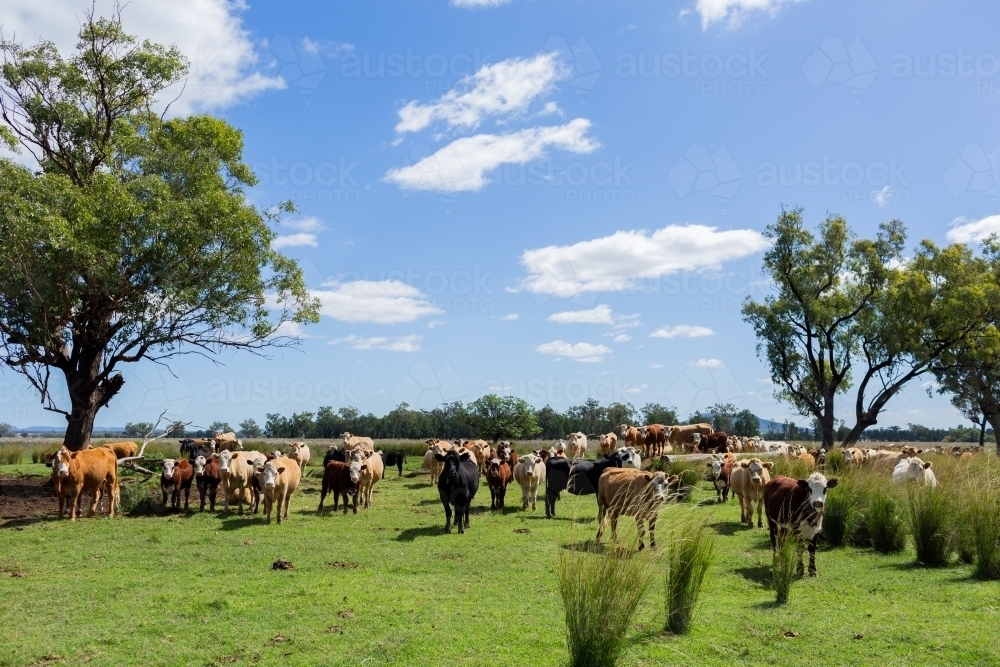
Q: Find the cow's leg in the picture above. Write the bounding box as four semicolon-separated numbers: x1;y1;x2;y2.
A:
183;486;190;510
87;487;100;517
352;490;358;514
596;503;607;544
57;490;65;519
756;498;765;528
490;487;496;510
161;486;168;507
796;538;806;577
442;499;452;533
199;481;206;512
648;514;658;550
69;489;80;522
610;514;619;544
209;484;217;512
768;522;778;552
319;485;327;511
637;518;647;551
808;537;818;577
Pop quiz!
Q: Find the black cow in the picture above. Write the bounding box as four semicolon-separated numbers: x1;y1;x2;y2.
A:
180;440;213;461
544;456;570;518
436;449;480;534
379;450;407;477
544;451;625;518
324;446;347;468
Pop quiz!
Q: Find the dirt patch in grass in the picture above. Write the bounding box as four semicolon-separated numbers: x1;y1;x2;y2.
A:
0;474;59;521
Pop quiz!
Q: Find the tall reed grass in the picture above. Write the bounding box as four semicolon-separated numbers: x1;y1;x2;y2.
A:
559;545;652;667
868;491;906;554
907;485;953;567
772;532;799;605
0;446;23;465
664;521;715;634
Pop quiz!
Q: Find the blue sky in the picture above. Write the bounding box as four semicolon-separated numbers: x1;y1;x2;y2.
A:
4;0;1000;431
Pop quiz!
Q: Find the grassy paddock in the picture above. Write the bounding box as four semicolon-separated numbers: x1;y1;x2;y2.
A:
2;453;1000;666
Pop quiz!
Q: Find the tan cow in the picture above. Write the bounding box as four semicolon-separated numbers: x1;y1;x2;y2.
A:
513;453;545;511
599;432;619;456
101;441;138;459
469;440;492;473
596;468;675;551
259;458;301;524
219;449;266;514
287;442;312;469
730;458;773;528
618;425;644;454
669;423;713;453
52;446;119;520
358;451;385;509
213;431;243;452
342;432;375;456
565;432;587;460
423;443;448;484
844;447;867;466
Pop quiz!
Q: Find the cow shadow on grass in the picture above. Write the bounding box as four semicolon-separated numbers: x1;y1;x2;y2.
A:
395;525;445;542
734;564;773;588
707;521;745;536
404;482;430;490
218;516;260;530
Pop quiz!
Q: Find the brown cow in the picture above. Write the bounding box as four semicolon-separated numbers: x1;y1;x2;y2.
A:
639;424;669;456
596;468;674;551
730;458;773;528
669;423;713;452
764;473;839;576
52;446;119;521
485;457;513;510
161;458;194;511
319;460;361;513
618;424;644;454
101;441;138;459
700;431;730;453
707;457;734;503
496;441;518;471
599;432;619;456
193;455;221;512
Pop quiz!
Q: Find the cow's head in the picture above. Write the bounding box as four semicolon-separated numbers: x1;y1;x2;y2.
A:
260;461;285;489
488;457;503;475
708;459;723;479
521;453;539;476
693;433;702;444
162;459;177;479
906;457;932;480
349;460;362;484
218;449;233;473
639;425;648;438
435;450;464;484
53;448;71;477
800;472;838;510
741;459;772;485
641;471;667;501
618;424;629;437
193;456;207;476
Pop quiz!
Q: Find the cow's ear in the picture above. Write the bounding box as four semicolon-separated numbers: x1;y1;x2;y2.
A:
826;478;839;489
924;461;933;469
762;462;774;469
917;449;924;454
277;467;286;474
740;461;750;468
706;462;713;467
797;479;810;489
434;454;446;462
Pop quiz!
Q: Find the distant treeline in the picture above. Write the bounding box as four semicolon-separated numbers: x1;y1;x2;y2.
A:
858;423;994;443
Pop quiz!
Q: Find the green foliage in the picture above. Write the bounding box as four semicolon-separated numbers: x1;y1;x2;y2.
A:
208;421;233;435
823;485;855;548
964;483;1000;579
868;492;907;554
907;486;954;567
732;409;761;437
826;450;845;473
559;546;652;667
238;419;262;438
118;479;157;515
168;421;186;438
465;394;540;443
0;12;318;448
123;422;154;438
665;521;715;633
772;532;800;605
640;403;677;427
0;422;14;438
0;446;22;465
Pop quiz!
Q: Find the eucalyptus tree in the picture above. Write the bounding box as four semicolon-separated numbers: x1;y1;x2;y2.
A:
0;12;318;449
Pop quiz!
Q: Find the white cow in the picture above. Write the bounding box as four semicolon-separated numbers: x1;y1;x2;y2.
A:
565;433;587;460
287;442;312;469
616;446;642;469
892;457;937;487
513;453;545;511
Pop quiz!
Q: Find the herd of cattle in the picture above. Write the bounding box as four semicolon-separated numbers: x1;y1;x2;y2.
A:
38;424;983;575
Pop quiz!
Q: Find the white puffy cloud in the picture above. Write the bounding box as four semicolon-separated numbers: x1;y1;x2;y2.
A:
624;384;647;394
285;216;324;232
273;233;318;249
500;313;520;321
330;334;422;352
548;305;614;324
518;224;769;297
311;280;443;324
4;0;284;114
384;119;598;192
613;333;632;343
451;0;511;6
947;214;1000;244
650;325;716;339
690;358;724;368
693;0;805;29
269;321;311;339
536;340;611;363
395;53;565;134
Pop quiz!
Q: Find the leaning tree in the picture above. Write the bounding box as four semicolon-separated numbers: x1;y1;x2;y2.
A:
0;12;318;450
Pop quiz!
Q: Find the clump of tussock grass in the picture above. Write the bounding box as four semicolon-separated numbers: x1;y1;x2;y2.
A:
907;485;953;567
822;483;855;548
118;479;157;515
868;490;907;554
772;531;800;605
664;520;715;634
0;445;23;465
559;545;653;667
966;485;1000;578
825;450;844;474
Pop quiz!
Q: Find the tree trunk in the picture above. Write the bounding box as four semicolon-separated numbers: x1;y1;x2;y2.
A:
841;414;877;449
819;392;836;450
980;417;987;448
60;366;125;451
62;398;99;451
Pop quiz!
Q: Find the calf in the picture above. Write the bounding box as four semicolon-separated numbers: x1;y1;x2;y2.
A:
358;451;384;509
193;455;221;512
319;460;361;513
436;449;480;534
52;446;119;520
513;453;545;511
485;457;513;511
162;458;194;511
599;432;618;456
596;469;675;550
730;459;773;528
379;450;407;477
708;457;734;503
764;472;839;576
259;458;301;524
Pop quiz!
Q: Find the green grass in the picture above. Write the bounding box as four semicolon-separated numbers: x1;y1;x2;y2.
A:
3;458;1000;666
